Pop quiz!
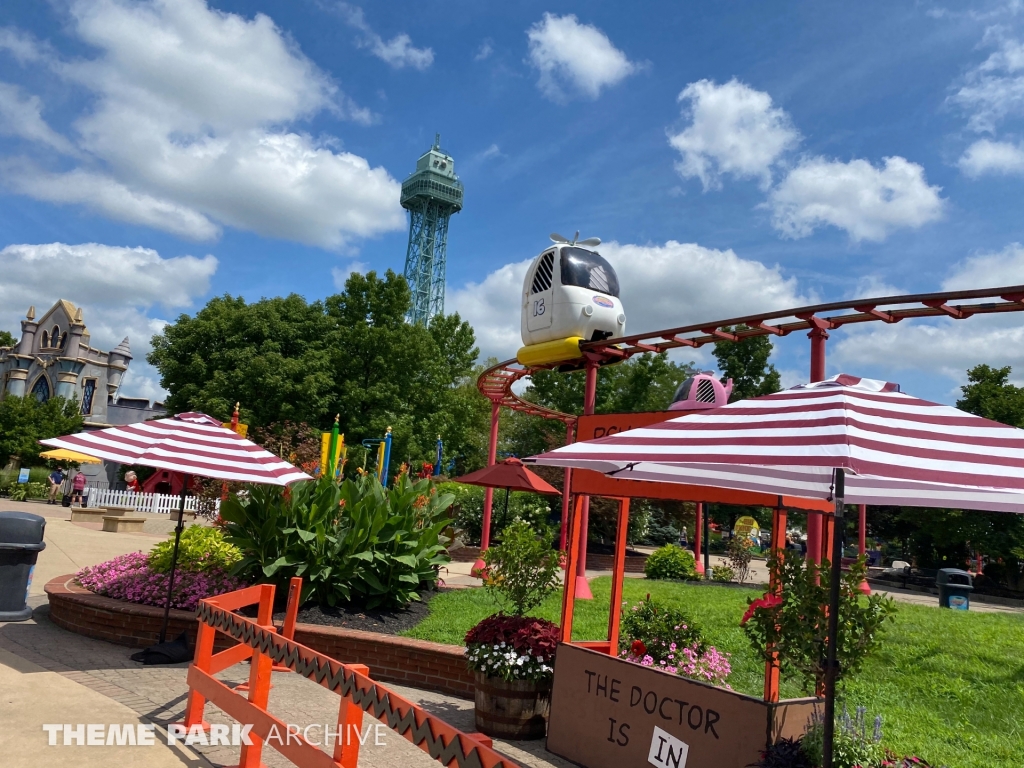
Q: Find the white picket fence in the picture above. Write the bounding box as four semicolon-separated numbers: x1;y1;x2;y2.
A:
86;488;220;515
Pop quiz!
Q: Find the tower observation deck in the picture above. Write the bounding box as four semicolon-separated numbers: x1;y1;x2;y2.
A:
401;134;464;325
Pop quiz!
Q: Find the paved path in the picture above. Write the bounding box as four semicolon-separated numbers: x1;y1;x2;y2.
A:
0;606;570;768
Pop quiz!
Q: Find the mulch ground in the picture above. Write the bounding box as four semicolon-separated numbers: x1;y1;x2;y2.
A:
262;589;447;636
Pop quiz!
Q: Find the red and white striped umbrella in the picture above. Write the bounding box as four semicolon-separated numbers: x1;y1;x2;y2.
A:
528;374;1024;513
41;412;311;486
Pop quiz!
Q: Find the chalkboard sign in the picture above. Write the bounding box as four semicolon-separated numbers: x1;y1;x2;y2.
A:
547;644;818;768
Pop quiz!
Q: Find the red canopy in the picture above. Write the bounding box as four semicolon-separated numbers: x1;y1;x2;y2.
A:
41;412;311;486
454;457;560;495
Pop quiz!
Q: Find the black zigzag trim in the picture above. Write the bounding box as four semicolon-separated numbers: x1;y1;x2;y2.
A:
195;603;512;768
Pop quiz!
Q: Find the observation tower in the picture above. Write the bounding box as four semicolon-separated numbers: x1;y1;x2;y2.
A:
401;134;464;324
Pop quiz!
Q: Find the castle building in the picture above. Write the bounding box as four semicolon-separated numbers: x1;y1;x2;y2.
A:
0;300;165;427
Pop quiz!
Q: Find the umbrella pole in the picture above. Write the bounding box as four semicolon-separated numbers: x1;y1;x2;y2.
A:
822;468;845;768
501;487;510;532
159;474;190;644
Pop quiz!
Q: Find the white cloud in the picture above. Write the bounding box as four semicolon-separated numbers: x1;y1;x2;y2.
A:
832;244;1024;391
0;0;403;248
449;240;808;362
942;242;1024;289
526;13;639;101
0;82;77;155
0;242;217;399
2;164;219;241
331;261;368;291
952;29;1024;134
475;39;494;61
768;156;945;241
668;79;799;191
337;3;433;70
0;27;50;65
958;138;1024;176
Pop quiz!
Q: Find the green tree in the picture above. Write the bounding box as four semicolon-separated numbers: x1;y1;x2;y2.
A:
957;364;1024;426
0;396;83;466
0;329;16;347
712;327;781;401
148;270;491;477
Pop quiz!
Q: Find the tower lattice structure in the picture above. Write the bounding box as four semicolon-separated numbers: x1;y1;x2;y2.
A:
401;134;464;325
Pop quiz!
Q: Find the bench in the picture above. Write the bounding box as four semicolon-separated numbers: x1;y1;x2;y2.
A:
101;516;147;533
69;505;136;523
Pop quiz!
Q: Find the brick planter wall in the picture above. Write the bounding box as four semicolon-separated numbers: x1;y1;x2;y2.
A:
45;575;475;698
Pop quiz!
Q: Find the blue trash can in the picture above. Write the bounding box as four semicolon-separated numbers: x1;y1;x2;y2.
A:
0;511;46;621
936;567;973;610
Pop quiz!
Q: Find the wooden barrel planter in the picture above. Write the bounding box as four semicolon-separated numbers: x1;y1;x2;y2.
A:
473;672;552;739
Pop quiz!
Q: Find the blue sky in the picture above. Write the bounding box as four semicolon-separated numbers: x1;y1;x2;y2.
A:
1;0;1023;405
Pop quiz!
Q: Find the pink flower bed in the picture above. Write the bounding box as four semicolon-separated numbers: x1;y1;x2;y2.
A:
75;552;246;611
620;640;732;688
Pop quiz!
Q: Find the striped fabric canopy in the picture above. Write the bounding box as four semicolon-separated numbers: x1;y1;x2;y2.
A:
41;412;311;486
528;374;1024;513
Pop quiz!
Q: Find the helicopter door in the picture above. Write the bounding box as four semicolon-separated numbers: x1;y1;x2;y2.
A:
526;250;555;333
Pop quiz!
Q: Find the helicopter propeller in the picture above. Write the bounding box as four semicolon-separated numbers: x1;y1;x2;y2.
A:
549;231;601;247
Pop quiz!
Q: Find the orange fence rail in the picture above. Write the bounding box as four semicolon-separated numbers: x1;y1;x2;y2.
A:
183;579;518;768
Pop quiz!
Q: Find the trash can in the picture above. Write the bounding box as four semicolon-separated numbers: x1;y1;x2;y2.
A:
936;568;973;610
0;511;46;622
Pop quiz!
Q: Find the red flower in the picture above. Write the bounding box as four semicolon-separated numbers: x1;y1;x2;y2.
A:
741;593;782;625
630;639;647;657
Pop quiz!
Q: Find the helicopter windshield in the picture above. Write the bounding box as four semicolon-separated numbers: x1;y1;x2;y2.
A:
559;247;620;297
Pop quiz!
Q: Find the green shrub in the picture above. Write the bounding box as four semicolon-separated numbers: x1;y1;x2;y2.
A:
221;474;454;609
741;552;897;693
801;704;886;768
481;518;562;616
149;525;242;574
644;544;700;581
8;484;28;502
24;481;47;499
728;536;755;584
619;595;706;663
437;481;554;544
711;564;735;582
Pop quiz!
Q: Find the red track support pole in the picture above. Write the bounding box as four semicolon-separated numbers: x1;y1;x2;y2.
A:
858;503;871;595
607;498;629;656
559;421;574;554
560;496;585;644
693;502;704;574
473;402;501;577
575;360;599;600
806;326;829;565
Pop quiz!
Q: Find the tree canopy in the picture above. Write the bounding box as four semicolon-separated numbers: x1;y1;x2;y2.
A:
0;395;83;466
148;270;490;474
956;364;1024;427
0;329;15;347
712;328;781;401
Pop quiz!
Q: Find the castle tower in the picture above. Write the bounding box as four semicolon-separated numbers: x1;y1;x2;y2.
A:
401;134;464;325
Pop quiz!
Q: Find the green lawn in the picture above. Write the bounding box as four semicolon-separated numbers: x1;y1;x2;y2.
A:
405;577;1024;768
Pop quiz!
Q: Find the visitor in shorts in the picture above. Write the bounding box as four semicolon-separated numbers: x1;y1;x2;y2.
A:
47;468;65;504
71;470;88;506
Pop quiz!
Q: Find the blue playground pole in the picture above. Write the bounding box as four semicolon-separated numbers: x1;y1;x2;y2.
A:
434;436;443;476
380;427;393;485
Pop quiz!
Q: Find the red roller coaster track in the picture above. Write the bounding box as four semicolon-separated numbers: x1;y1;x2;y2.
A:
477;284;1024;422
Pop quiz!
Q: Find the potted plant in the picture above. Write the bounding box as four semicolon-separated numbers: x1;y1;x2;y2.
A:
464;518;562;739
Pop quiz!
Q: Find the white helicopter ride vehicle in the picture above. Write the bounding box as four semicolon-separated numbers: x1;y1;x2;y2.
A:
517;233;626;368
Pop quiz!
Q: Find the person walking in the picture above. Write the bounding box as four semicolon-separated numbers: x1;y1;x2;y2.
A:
47;467;65;504
71;469;88;506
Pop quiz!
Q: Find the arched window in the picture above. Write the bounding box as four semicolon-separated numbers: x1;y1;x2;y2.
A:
41;330;49;348
50;325;60;347
59;332;67;348
31;375;50;403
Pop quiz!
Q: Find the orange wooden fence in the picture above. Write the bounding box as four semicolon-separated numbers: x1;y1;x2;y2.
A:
182;579;517;768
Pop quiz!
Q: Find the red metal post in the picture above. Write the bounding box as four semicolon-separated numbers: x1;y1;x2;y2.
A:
764;505;787;702
560;495;585;644
473;402;501;577
858;503;871;595
607;498;630;656
693;502;704;574
559;421;574;553
575;360;599;600
806;326;828;564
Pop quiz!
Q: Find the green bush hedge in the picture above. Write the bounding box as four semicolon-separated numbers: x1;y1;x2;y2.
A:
644;544;700;581
149;525;242;574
